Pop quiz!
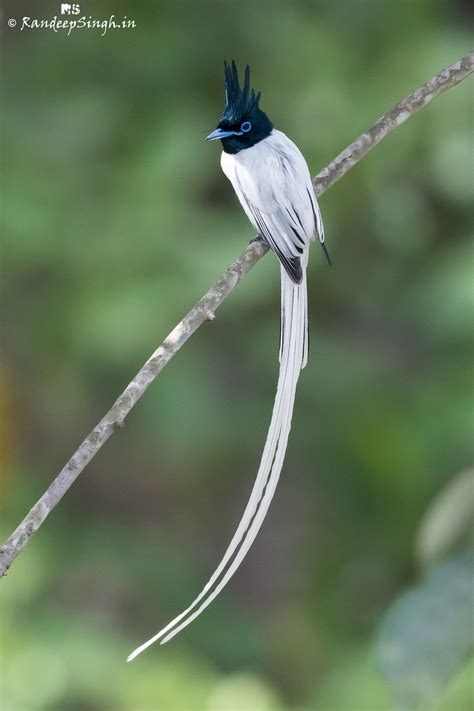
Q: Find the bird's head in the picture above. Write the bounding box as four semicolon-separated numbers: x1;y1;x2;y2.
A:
207;61;273;154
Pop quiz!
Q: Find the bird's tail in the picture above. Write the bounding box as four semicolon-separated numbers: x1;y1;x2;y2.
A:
127;252;309;661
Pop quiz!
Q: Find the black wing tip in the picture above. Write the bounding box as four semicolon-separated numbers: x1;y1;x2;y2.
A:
320;241;332;267
286;256;303;284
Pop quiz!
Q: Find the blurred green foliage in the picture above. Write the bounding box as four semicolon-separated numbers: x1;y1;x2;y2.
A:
1;0;473;709
376;548;474;708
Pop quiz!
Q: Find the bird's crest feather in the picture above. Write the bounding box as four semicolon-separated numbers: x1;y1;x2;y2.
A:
222;60;260;123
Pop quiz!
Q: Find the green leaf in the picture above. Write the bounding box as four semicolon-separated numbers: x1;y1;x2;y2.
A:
375;549;474;709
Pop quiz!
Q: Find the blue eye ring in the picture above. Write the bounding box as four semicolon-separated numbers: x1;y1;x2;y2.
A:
240;121;252;133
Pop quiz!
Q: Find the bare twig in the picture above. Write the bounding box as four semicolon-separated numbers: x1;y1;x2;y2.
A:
313;52;474;194
1;52;472;577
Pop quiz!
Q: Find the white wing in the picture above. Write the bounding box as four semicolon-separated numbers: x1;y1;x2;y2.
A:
221;129;324;277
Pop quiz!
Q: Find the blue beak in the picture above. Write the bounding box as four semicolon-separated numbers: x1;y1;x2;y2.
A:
206;127;241;141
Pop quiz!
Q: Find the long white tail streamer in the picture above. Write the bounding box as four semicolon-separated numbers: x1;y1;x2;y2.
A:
128;254;308;661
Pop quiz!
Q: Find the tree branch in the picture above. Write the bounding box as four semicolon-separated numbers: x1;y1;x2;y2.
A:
1;52;472;577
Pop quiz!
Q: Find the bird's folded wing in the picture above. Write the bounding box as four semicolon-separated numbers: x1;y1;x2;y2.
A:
229;144;321;260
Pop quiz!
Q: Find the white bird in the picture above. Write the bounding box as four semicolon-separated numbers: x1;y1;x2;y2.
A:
128;61;327;661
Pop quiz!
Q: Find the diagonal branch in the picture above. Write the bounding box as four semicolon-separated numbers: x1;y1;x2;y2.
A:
1;52;472;578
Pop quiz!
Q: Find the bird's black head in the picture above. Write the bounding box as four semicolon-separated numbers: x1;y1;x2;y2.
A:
207;61;273;154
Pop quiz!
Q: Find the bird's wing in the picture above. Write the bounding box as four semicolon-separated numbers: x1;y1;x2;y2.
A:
222;131;324;269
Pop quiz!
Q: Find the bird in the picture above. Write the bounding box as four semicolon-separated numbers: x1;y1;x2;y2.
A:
127;61;328;661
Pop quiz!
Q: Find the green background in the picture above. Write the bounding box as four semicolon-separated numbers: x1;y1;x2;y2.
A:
1;0;473;709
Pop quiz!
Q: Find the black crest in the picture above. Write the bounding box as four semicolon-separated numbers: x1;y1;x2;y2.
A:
209;61;273;153
222;61;261;124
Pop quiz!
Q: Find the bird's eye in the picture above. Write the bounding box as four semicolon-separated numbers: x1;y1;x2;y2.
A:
240;121;252;133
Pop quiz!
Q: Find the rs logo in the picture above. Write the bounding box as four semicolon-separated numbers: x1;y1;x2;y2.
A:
60;3;80;14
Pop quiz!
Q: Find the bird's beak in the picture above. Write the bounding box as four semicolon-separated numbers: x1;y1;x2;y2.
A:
206;127;241;141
